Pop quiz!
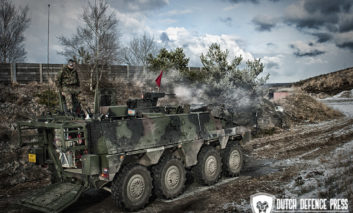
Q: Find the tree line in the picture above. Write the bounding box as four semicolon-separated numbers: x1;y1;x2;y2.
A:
0;0;268;91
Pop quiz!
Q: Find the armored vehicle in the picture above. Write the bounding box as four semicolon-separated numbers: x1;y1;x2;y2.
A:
17;91;251;212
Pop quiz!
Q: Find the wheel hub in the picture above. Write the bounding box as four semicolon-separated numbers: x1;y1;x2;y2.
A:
127;174;145;201
205;155;217;177
165;165;180;190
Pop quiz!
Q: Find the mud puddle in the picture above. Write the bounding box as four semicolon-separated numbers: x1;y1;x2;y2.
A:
242;156;283;177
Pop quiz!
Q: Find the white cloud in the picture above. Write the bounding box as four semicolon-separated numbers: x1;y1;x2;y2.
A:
252;15;278;31
159;27;254;66
290;40;326;57
260;55;283;80
223;4;239;11
112;9;155;43
289;41;328;65
262;55;283;69
334;31;353;47
164;9;192;16
304;57;328;65
110;0;169;12
285;1;308;21
159;18;177;24
115;11;145;30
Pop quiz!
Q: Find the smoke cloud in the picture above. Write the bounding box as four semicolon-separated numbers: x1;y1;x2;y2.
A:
131;68;265;126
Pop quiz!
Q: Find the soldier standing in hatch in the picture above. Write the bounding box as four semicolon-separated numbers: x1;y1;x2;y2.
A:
56;59;82;115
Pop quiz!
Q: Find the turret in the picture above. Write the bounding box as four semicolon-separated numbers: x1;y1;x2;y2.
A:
127;92;165;109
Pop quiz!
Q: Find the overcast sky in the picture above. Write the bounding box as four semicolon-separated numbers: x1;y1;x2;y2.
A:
12;0;353;83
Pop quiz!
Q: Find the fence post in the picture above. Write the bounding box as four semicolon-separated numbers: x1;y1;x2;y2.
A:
39;63;43;83
126;65;129;80
10;63;17;83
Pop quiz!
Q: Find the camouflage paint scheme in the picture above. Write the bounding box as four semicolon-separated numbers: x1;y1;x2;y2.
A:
88;110;246;180
56;65;80;89
17;92;251;212
92;112;225;154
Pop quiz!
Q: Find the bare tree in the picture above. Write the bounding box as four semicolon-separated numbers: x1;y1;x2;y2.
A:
58;0;122;89
123;33;159;66
73;47;91;64
0;0;30;63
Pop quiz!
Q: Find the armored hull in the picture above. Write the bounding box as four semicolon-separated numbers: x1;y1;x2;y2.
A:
17;92;250;212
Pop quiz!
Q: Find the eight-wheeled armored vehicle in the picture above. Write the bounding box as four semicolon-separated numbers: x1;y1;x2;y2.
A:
17;91;251;212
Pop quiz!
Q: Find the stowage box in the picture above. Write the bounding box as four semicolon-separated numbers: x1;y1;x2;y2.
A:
82;154;100;175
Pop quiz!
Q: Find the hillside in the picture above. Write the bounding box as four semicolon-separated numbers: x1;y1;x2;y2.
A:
295;67;353;95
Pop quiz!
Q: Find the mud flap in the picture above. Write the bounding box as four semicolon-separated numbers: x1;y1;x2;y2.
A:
19;182;87;213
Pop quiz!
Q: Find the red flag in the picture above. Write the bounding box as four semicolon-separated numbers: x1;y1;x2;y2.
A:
155;71;163;87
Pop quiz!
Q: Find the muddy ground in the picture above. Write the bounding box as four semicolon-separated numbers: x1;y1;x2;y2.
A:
2;98;352;213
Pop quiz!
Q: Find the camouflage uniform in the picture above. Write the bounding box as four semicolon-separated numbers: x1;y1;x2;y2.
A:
56;65;82;114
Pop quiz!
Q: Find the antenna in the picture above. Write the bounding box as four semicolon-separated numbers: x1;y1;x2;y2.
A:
47;3;51;110
47;4;50;66
93;0;100;117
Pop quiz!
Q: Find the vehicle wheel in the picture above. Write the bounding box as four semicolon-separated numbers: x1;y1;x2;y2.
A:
222;143;243;176
152;156;186;199
193;146;222;185
111;164;152;211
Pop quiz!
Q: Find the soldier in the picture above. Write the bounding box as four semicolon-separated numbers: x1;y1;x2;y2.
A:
56;59;82;115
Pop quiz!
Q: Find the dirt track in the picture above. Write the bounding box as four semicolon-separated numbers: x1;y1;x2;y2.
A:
4;100;353;213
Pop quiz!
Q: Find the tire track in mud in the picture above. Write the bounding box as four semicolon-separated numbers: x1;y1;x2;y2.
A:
280;124;353;160
246;118;353;159
249;118;353;149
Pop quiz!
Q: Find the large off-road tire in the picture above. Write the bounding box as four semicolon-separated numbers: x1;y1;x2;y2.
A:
152;156;186;199
111;164;152;211
222;143;243;177
193;146;222;185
